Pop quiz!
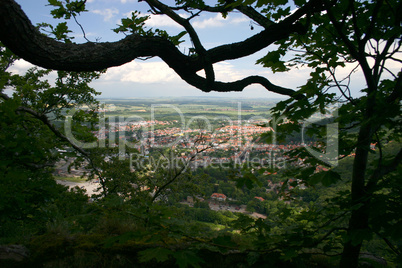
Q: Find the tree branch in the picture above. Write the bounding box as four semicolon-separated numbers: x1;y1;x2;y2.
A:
1;92;107;193
366;147;402;193
151;137;213;203
144;0;215;88
0;0;308;99
236;5;274;28
386;71;402;103
362;0;383;44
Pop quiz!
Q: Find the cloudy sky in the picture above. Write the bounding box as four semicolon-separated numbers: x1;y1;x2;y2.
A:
10;0;384;99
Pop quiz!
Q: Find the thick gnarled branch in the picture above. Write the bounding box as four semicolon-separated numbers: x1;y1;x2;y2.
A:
181;73;304;99
0;0;309;98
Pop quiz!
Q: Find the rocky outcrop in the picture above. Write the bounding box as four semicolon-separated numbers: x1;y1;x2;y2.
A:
0;245;29;262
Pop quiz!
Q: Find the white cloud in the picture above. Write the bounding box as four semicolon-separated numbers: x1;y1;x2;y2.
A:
102;60;269;87
8;60;35;75
145;13;188;28
193;14;225;29
193;14;248;29
231;16;249;24
212;62;253;81
7;60;58;87
120;12;188;29
103;61;179;83
142;12;248;30
92;8;119;21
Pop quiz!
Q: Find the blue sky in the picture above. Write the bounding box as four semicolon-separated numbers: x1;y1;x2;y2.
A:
10;0;381;99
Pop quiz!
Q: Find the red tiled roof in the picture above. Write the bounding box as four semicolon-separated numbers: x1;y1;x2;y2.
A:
211;193;227;199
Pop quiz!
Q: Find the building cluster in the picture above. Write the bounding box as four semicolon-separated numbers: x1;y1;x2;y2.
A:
92;119;315;168
211;193;227;202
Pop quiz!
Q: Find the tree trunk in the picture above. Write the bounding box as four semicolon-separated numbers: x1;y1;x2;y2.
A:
339;197;370;267
339;122;373;267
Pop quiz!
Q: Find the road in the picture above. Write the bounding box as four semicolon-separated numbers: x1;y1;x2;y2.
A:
56;180;101;196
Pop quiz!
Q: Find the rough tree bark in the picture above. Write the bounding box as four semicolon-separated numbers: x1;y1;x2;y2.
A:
3;1;400;268
0;0;314;98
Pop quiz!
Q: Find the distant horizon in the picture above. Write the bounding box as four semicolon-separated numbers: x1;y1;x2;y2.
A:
96;96;287;100
10;1;377;101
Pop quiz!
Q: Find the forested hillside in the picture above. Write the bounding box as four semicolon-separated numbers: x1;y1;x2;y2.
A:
0;0;401;267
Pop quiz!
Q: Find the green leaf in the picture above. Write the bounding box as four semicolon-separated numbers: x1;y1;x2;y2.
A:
309;170;341;186
294;0;307;7
256;50;289;73
281;248;298;261
212;234;233;248
349;229;372;247
232;214;255;231
47;0;62;7
235;170;261;189
169;31;187;46
173;250;204;268
138;247;173;263
103;231;143;247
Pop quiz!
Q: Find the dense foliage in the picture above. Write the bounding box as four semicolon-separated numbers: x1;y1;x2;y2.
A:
0;0;401;267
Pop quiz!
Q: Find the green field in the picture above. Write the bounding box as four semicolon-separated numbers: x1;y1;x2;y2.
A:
55;176;87;183
98;97;281;121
